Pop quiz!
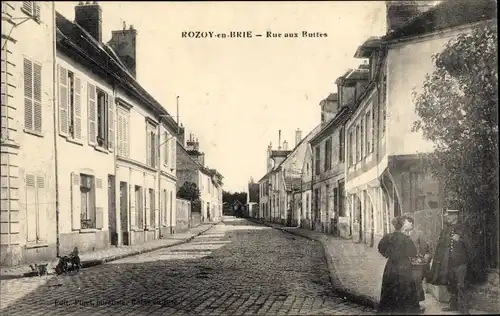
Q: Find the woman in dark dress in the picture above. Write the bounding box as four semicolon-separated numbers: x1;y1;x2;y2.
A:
377;216;421;315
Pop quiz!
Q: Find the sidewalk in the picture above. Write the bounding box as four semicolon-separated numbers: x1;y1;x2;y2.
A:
0;223;215;280
250;219;492;315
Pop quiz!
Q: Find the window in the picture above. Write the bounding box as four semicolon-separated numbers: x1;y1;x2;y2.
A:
58;66;83;141
338;180;345;217
135;185;144;229
314;188;321;220
24;58;42;134
355;125;360;162
348;130;354;166
169;191;173;225
381;74;387;136
79;174;96;229
164;131;170;166
22;2;40;21
366;110;373;154
146;123;157;168
325;184;330;217
360;118;364;159
149;189;155;228
339;127;345;163
117;108;130;157
324;138;332;171
333;187;338;217
25;173;46;243
163;189;168;225
315;147;320;175
87;84;113;151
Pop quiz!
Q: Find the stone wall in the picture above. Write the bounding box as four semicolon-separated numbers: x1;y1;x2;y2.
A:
176;198;191;233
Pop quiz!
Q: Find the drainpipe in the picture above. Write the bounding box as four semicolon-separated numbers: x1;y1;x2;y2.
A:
157;120;161;238
51;1;61;257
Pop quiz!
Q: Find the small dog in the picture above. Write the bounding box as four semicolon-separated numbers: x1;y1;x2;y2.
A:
55;247;82;275
29;263;49;276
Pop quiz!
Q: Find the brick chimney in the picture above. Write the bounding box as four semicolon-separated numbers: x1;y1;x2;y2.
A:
295;129;302;147
75;1;102;42
108;23;138;78
385;1;435;33
283;140;288;151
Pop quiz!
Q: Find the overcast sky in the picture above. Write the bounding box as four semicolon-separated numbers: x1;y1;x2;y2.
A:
56;1;386;193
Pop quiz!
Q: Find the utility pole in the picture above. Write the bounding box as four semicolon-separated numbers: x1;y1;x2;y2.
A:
176;96;180;134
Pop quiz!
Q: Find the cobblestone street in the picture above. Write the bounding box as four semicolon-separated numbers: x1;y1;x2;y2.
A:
1;218;375;315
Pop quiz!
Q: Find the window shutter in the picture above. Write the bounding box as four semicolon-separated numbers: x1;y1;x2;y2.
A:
58;65;69;136
153;190;158;228
22;1;32;13
73;76;82;140
170;138;176;170
25;173;37;243
144;188;150;229
24;58;33;131
123;114;130;157
34;2;40;20
36;176;47;242
71;172;81;230
164;132;169;165
146;128;152;166
107;95;114;151
117;113;123;155
87;83;96;145
95;177;104;229
33;63;42;133
130;185;136;228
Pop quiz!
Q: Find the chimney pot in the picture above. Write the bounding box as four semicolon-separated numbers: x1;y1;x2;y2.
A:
75;1;103;42
295;129;302;147
108;20;138;78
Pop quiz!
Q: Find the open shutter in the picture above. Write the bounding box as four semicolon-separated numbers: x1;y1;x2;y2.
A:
33;2;40;20
33;63;42;133
107;95;114;151
25;173;37;243
22;1;33;13
146;128;152;166
144;188;149;229
117;113;123;155
58;65;69;136
155;190;159;228
71;172;81;230
36;176;47;242
73;76;82;140
24;58;33;131
170;139;176;170
95;177;104;229
130;184;136;228
87;83;96;145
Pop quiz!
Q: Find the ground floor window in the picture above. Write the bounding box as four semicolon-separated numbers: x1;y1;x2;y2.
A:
80;174;96;229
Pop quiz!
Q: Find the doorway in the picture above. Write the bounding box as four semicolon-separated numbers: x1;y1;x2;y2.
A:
120;182;129;245
108;175;117;246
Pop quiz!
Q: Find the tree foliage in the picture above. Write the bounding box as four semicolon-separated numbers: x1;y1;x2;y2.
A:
412;21;498;271
177;181;201;202
223;191;247;206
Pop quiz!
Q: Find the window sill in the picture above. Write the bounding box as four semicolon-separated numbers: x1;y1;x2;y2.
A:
65;137;83;146
25;242;48;249
79;228;99;234
94;146;109;154
24;129;43;138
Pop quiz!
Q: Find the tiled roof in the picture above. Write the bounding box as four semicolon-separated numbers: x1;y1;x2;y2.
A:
55;12;179;132
382;0;496;42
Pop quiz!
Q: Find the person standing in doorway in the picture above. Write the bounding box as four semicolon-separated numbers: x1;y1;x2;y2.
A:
427;209;472;314
404;214;432;306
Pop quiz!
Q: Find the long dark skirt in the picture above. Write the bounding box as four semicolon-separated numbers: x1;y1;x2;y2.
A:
377;261;420;315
